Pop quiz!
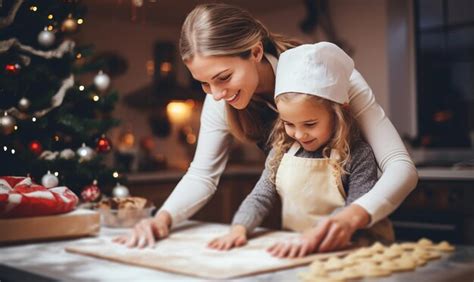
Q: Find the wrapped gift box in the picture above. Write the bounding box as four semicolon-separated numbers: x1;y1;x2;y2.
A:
0;209;100;244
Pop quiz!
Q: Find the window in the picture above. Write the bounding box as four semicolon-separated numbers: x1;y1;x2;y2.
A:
414;0;474;147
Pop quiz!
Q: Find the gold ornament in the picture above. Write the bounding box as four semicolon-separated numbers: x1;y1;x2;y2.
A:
62;15;78;32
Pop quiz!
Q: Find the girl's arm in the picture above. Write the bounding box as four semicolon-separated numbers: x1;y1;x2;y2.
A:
232;149;279;233
158;95;234;227
348;70;418;225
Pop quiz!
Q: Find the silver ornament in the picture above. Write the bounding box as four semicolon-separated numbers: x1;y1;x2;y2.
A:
76;143;96;162
41;171;59;188
38;29;55;47
18;97;31;112
93;71;111;91
59;148;75;160
112;183;130;198
0;112;16;135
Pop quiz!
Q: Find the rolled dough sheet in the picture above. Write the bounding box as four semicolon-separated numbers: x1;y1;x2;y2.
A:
66;221;350;279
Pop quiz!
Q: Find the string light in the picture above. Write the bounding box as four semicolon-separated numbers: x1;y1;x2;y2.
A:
48;14;54;20
32;117;37;122
3;146;7;151
47;25;54;31
54;172;59;176
76;53;82;59
14;125;18;131
11;149;16;154
112;171;119;178
30;6;38;12
77;19;84;25
92;95;100;102
79;85;85;91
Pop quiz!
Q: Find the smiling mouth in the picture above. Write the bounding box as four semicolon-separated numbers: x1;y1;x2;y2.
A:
301;139;315;145
225;91;240;103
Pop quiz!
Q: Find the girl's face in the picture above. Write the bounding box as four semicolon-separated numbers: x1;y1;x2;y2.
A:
277;97;334;152
184;46;264;110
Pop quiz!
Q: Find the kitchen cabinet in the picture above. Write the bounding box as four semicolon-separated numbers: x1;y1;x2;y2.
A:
127;165;281;230
390;168;474;244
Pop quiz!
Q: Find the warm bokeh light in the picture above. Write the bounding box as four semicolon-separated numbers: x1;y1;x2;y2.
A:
160;62;172;75
166;100;194;125
146;60;155;76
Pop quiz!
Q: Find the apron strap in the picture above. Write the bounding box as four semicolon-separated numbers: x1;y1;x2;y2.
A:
287;142;301;156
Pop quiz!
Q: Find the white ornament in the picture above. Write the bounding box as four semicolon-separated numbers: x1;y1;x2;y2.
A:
38;28;55;47
42;171;59;188
59;148;75;160
112;183;130;198
18;97;31;112
76;143;96;162
93;70;111;91
0;112;16;135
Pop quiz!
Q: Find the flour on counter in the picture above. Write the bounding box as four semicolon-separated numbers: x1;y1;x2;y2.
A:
65;222;348;279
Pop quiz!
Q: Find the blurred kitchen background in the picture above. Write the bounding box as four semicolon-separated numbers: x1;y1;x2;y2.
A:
77;0;473;244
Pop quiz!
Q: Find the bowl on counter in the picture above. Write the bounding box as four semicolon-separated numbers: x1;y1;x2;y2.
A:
95;197;155;228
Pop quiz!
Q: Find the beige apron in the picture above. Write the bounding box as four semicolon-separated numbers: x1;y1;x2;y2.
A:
275;142;394;245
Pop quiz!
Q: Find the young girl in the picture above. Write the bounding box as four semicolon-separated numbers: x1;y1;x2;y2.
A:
208;42;394;257
115;3;417;250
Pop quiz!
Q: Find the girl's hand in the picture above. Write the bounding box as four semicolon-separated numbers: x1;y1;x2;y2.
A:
267;204;370;257
207;225;247;251
112;210;172;248
267;220;351;258
267;236;309;258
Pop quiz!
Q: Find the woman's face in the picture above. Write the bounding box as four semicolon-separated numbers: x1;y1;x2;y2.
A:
184;46;263;110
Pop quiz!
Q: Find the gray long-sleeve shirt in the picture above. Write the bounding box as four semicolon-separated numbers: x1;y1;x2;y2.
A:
232;139;378;233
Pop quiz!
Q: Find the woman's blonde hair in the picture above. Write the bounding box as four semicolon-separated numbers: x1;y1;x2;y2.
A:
179;3;301;142
268;93;360;183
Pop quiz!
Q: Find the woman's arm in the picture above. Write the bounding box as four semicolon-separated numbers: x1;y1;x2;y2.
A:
158;95;234;227
348;70;418;226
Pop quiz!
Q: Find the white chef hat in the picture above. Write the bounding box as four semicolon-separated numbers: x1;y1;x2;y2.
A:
274;42;354;104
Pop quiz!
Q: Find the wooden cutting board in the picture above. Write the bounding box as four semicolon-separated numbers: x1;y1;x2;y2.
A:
66;221;350;279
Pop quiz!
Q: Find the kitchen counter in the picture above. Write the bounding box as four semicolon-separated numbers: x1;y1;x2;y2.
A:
1;222;474;282
126;164;474;184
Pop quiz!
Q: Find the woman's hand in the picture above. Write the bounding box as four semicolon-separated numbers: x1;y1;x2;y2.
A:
267;204;370;257
207;225;247;251
112;210;172;248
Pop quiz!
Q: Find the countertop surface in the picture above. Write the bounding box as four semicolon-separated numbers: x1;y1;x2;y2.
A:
126;164;474;183
1;222;474;282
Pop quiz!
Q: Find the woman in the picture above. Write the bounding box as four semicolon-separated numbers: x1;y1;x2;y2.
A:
114;3;418;251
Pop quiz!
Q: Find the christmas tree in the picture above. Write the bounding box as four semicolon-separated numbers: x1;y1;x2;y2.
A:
0;0;123;197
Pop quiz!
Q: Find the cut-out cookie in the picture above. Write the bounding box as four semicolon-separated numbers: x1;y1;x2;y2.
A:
417;238;434;247
324;257;345;271
431;241;455;252
330;267;364;280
